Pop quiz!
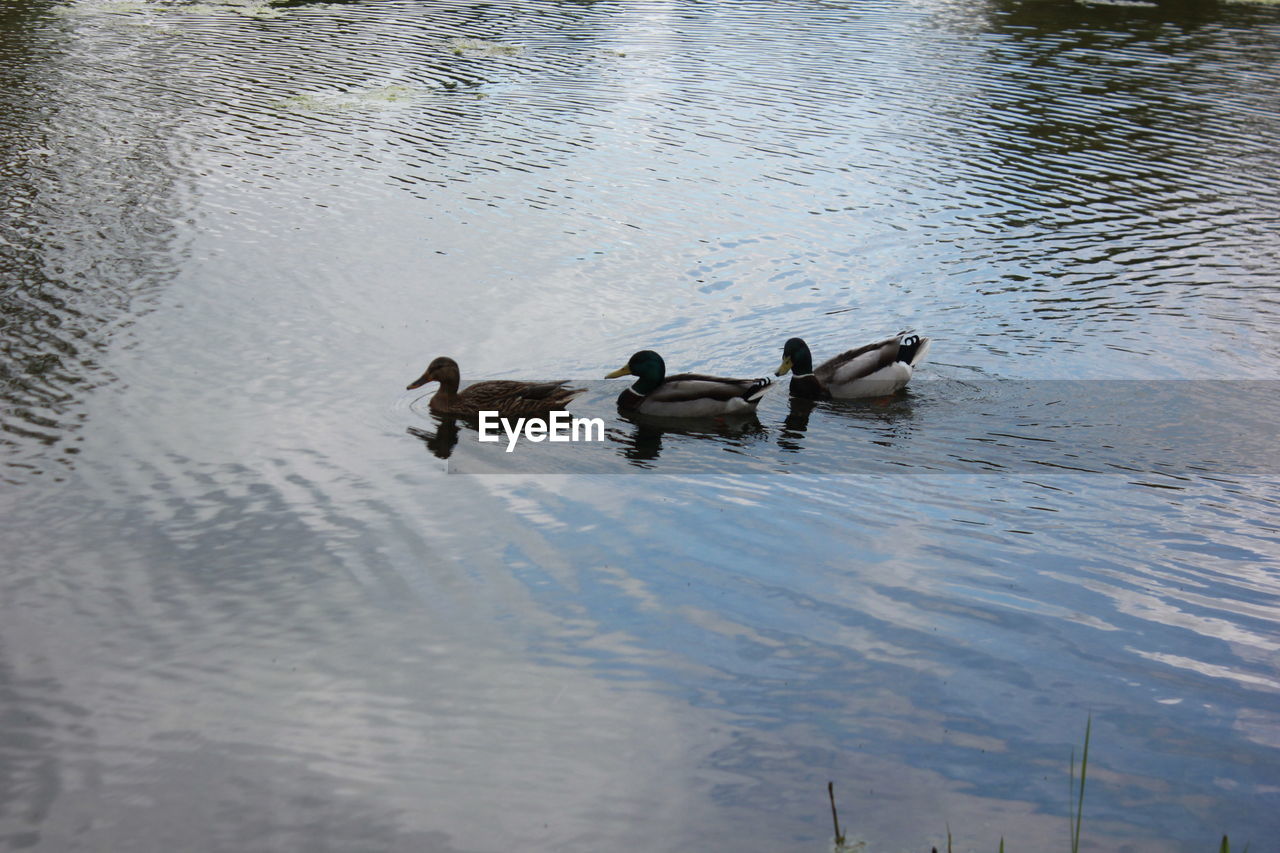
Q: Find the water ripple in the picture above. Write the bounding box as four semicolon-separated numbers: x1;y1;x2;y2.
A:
4;0;1280;849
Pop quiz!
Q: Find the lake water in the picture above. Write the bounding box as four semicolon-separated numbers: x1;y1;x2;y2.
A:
2;1;1279;850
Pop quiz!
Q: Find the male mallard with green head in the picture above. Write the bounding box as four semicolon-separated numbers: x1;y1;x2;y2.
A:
606;350;773;417
407;356;584;418
776;333;930;400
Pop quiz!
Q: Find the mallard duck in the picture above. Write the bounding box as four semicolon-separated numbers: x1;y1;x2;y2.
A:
776;333;930;399
406;356;585;418
606;350;773;417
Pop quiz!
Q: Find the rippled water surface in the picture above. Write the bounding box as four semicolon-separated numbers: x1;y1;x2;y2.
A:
3;0;1279;850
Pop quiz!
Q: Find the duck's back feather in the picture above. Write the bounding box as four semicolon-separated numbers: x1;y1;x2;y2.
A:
818;336;902;385
512;381;581;401
434;380;584;417
620;373;772;416
647;373;771;403
797;333;930;400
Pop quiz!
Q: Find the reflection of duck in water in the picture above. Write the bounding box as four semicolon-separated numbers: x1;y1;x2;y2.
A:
777;397;817;452
606;350;773;417
776;333;930;399
407;356;584;418
407;417;461;460
618;421;664;465
615;412;768;467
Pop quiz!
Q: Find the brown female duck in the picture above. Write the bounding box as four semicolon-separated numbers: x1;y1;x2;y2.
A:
406;356;584;418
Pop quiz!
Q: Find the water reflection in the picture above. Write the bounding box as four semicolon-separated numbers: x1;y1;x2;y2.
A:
948;0;1280;374
613;411;768;468
0;2;194;484
777;397;816;451
777;393;921;454
404;380;1280;479
405;391;772;470
407;418;461;460
3;0;1279;851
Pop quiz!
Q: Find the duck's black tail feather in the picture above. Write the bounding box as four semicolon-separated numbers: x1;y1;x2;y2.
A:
744;376;773;402
897;334;931;367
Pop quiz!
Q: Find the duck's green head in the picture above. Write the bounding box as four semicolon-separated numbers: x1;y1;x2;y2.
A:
606;349;666;394
777;338;813;376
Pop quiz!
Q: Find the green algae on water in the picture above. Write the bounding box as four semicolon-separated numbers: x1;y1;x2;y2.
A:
275;85;420;113
183;2;286;19
53;1;150;15
55;0;292;19
448;38;522;57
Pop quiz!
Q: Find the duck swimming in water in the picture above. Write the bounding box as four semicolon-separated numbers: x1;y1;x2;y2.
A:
407;356;584;418
606;350;773;417
775;333;930;399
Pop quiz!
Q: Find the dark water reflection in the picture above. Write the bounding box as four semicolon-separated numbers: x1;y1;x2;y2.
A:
2;1;1279;851
412;380;1279;480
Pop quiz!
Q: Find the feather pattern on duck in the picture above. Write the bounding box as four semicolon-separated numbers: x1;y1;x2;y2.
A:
607;350;772;417
776;333;930;399
407;356;584;418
